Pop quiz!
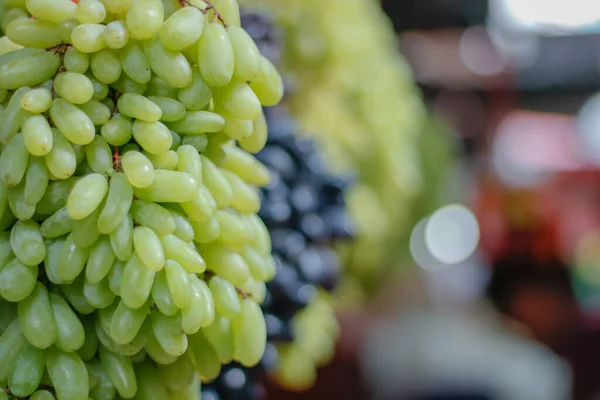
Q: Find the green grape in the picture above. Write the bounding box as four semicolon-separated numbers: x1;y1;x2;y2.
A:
0;132;29;187
108;260;124;296
209;0;241;26
129;200;174;236
201;243;249;287
202;314;233;364
46;346;89;400
163;260;190;309
85;136;113;174
76;0;107;24
239;109;268;153
90;75;109;100
133;170;196;203
91;49;122;84
57;232;91;281
126;0;164;40
78;317;99;361
209;275;241;319
144;329;178;365
43;239;67;285
26;0;77;23
214;210;249;246
0;184;8;224
215;80;261;121
142;36;192;88
242;246;272;282
152;269;178;317
119;41;151;85
190;217;220;244
159;6;204;52
0;258;37;302
167;375;200;400
0;298;17;335
197;22;234;88
181;134;208;152
64;47;90;73
40;207;72;238
200;155;233;208
180;184;217;222
101;0;133;14
71;23;107;53
223;170;260;213
144;149;178;170
0;232;13;270
222;114;253;141
57;18;80;43
223;145;270;186
30;390;56;400
166;110;225;135
0;319;28;383
67;173;108;220
177;69;213;111
121;252;155;309
109;212;133;262
54;72;95;104
88;360;117;400
176;145;202;185
157;352;195;391
2;7;29;32
0;36;24;56
121;146;156;189
111;299;150;345
151;312;187;357
50;98;96;145
71;204;102;248
231;298;266;367
6;18;63;48
10;219;45;266
228;25;260;81
118;93;162;122
9;342;45;397
61;275;95;315
85;236;116;283
188;331;220;381
83;276;116;309
8;180;36;221
97;172;133;234
135;360;170;400
0;86;31;144
246;213;271;256
112;74;147;95
79;99;111;125
250;56;284;107
146;95;185;122
44;129;77;179
20;87;53;114
170;210;194;243
160;234;205;273
133;226;165;271
102;20;129;49
101;115;133;146
17;282;57;349
50;292;86;352
22;115;54;156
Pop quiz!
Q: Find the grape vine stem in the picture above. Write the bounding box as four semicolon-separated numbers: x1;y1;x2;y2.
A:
179;0;229;28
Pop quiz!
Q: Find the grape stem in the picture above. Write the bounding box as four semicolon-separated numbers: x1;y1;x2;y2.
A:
179;0;229;28
45;42;70;56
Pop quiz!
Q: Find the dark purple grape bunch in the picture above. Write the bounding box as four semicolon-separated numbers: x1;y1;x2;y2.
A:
200;10;354;400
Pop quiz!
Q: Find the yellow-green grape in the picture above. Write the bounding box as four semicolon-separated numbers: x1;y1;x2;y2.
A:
133;170;196;203
17;282;57;349
30;391;55;400
180;276;205;334
10;219;45;266
222;113;253;141
119;41;152;84
177;69;213;111
97;172;133;234
120;252;155;309
110;299;151;345
170;209;194;242
239;109;268;153
228;25;260;81
130;199;175;235
159;6;204;51
231;298;266;367
180;184;217;222
6;19;63;49
146;95;186;122
101;0;134;14
78;99;111;125
160;234;206;273
0;319;28;383
209;275;241;319
157;353;195;391
46;347;89;400
151;311;187;357
201;155;233;208
101;115;133;146
144;149;179;170
50;98;96;145
188;331;221;381
166;110;225;135
75;0;107;24
57;232;91;282
214;210;249;247
8;180;36;221
54;72;95;104
152;270;178;316
176;145;202;185
249;55;284;107
40;208;72;239
85;236;116;284
201;243;249;287
202;314;234;364
223;170;260;213
20;87;53;114
209;0;241;26
142;36;193;88
49;292;86;352
9;342;46;397
133;226;165;271
0;86;31;144
85;136;113;174
44;129;77;180
164;260;190;309
108;260;125;295
22;115;54;156
0;132;29;187
83;276;116;308
135;360;170;400
102;20;129;49
215;81;261;120
222;146;270;186
71;23;107;53
88;360;116;400
190;217;220;244
61;275;95;315
26;0;77;23
67;173;108;220
0;258;38;302
109;212;134;262
91;49;122;84
126;0;164;40
197;22;234;88
181;134;208;152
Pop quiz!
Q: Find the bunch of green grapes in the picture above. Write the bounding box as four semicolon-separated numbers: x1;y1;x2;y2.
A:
0;0;284;399
240;0;453;304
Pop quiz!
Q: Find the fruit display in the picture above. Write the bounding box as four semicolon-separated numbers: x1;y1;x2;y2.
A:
201;99;353;398
0;0;285;399
239;0;454;302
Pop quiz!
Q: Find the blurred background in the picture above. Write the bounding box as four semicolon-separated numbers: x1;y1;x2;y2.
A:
257;0;600;399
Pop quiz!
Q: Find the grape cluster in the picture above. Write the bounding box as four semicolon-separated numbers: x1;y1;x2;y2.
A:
199;11;352;399
0;0;284;399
